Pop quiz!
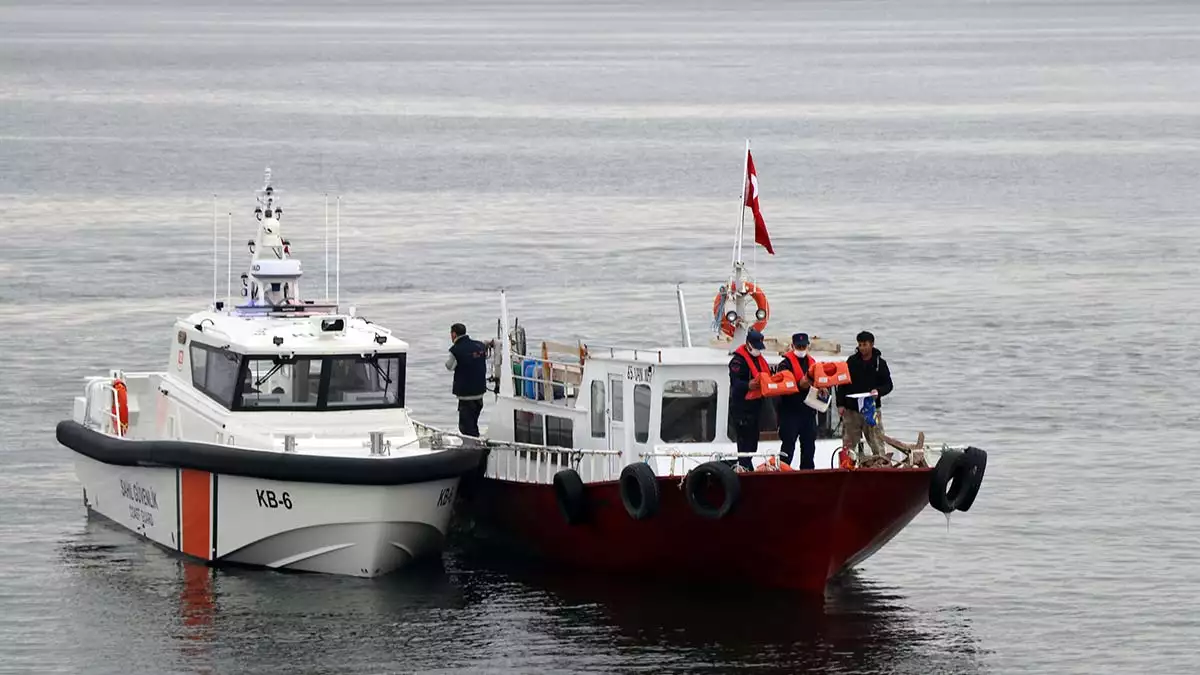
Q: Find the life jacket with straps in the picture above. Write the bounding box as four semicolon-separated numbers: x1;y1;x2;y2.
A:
734;345;773;400
784;352;812;387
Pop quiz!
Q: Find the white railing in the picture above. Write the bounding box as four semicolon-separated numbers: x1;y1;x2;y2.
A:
83;378;122;436
412;421;623;485
583;343;665;363
507;350;583;405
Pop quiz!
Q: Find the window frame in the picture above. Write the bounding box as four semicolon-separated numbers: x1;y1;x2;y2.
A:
546;415;574;449
590;379;606;438
514;410;545;445
185;346;409;412
189;343;240;409
660;379;719;444
633;383;652;444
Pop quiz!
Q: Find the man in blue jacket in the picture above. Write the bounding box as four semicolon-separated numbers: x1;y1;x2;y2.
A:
445;323;489;437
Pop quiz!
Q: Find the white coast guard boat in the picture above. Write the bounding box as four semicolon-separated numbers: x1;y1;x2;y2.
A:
56;169;483;578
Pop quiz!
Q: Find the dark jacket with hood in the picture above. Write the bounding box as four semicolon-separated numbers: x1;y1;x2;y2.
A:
835;348;893;411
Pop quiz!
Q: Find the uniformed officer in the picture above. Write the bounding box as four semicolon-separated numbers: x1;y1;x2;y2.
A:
775;332;818;469
728;329;771;471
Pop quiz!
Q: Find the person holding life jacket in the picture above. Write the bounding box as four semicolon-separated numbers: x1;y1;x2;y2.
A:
728;329;770;471
836;330;894;458
445;323;490;437
775;332;818;469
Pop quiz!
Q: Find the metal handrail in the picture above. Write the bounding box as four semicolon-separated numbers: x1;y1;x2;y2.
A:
506;351;582;403
412;421;624;484
582;343;664;363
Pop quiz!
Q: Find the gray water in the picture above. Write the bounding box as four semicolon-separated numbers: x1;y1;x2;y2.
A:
2;0;1199;672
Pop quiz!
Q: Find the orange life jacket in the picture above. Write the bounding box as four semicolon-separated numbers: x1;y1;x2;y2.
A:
784;352;812;389
735;345;793;400
809;360;852;388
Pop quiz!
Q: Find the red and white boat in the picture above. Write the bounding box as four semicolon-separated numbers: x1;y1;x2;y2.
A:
452;145;988;592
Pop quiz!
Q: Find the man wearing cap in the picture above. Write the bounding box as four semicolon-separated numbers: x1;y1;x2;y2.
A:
728;329;771;471
775;332;818;469
836;330;894;458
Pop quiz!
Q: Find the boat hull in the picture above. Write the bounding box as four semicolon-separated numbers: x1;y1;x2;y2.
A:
73;454;459;577
467;468;933;592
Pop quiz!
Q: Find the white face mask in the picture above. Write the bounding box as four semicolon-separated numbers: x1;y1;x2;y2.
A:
795;349;808;357
747;347;762;357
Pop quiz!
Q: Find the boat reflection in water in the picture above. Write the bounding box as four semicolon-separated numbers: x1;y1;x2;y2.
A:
453;537;987;674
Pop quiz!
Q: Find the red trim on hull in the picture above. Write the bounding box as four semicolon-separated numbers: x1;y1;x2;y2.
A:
469;468;932;592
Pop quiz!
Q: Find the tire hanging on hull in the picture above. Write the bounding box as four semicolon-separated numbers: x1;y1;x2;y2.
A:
928;447;987;513
553;468;588;525
619;463;659;520
684;461;741;519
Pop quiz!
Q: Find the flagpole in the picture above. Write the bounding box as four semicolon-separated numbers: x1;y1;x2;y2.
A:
732;139;750;269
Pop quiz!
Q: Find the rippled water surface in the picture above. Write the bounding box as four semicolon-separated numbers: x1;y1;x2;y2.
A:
2;0;1199;672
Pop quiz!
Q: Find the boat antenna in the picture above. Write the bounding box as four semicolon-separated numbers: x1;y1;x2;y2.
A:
226;211;232;307
324;193;330;301
335;195;341;308
212;194;218;308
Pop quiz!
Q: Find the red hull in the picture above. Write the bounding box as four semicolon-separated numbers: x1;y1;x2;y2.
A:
467;468;933;593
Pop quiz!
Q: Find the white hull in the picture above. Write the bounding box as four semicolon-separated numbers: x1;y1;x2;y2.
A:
74;454;459;577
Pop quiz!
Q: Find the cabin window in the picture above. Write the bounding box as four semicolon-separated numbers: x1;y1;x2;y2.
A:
326;354;405;409
661;379;718;443
611;378;624;422
190;343;239;409
242;356;323;409
633;384;651;443
233;353;406;411
590;380;605;438
514;410;544;445
190;345;207;389
546;415;574;448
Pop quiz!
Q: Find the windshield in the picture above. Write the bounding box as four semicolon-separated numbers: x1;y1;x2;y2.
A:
236;353;406;411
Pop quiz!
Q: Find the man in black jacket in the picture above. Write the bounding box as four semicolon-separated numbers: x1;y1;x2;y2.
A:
775;332;818;469
836;330;894;458
445;323;489;437
728;329;770;471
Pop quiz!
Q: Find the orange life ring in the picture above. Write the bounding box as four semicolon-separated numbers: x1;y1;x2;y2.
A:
712;281;770;337
808;360;852;388
111;379;129;436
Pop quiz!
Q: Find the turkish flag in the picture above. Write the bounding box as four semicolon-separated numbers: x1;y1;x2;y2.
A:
745;151;773;254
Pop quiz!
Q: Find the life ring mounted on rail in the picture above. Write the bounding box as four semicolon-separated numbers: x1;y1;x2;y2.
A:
111;379;130;437
712;281;770;337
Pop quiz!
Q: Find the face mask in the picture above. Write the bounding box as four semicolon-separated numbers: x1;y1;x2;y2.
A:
748;347;762;357
795;349;808;357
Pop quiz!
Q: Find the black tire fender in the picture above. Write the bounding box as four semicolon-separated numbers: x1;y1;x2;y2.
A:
954;447;988;512
619;462;660;520
553;468;587;525
929;449;968;514
684;461;742;519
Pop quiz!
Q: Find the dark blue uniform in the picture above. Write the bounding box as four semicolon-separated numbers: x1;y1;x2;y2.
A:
776;352;818;469
448;335;488;437
729;344;769;470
